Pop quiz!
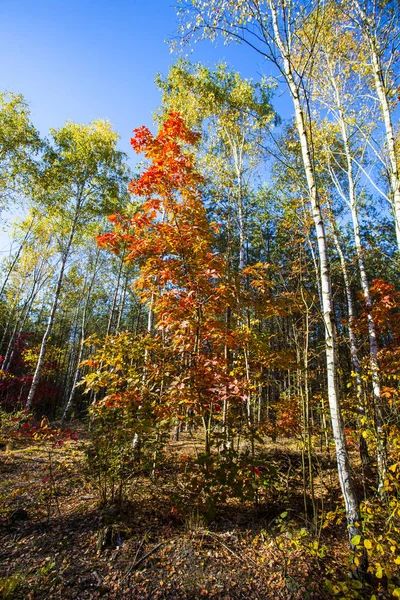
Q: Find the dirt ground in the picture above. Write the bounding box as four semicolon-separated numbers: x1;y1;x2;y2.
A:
0;428;389;599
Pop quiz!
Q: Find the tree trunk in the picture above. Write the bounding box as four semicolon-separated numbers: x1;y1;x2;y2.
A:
0;217;35;298
330;77;387;491
327;203;370;467
25;212;79;410
352;0;400;250
62;251;100;421
268;0;364;554
106;254;124;336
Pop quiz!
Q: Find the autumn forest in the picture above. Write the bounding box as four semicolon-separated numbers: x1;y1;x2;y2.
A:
0;1;399;598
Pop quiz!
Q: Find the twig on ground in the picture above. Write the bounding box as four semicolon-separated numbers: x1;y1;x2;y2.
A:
121;528;152;582
205;530;258;567
122;538;171;580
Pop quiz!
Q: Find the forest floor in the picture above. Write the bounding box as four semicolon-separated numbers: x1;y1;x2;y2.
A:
0;426;390;600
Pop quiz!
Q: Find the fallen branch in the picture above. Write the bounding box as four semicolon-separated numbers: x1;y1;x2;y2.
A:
121;529;152;582
122;539;170;580
205;531;258;567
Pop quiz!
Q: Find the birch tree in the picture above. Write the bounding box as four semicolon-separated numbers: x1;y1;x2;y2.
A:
305;9;389;492
25;120;129;410
176;0;366;563
157;61;276;272
348;0;400;252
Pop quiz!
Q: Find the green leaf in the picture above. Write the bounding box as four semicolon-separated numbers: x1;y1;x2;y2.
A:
351;580;363;589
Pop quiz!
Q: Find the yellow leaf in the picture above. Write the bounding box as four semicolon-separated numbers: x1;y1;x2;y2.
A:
364;539;372;550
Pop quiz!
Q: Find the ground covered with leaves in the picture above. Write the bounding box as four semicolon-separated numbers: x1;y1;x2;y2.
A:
0;427;395;600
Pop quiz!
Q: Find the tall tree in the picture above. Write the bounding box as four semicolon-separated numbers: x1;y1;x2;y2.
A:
157;61;277;272
348;0;400;251
176;0;366;564
306;10;389;490
25;120;129;410
97;113;242;455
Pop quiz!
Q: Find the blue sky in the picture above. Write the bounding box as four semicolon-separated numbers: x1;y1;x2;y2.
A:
0;1;396;257
0;0;290;156
0;0;292;251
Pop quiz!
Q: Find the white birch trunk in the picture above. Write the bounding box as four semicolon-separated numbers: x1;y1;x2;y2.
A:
106;254;124;336
3;254;49;372
115;273;128;334
327;200;371;465
352;0;400;250
328;207;363;403
334;96;387;491
0;218;35;298
268;0;363;543
61;249;99;422
132;292;155;454
25;211;80;410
